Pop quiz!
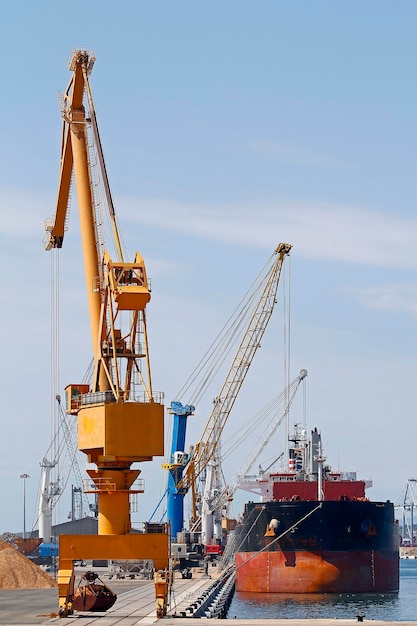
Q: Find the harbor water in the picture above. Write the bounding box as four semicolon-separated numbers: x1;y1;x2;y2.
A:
227;559;417;621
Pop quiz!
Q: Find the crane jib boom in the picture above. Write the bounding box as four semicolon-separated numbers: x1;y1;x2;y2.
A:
178;242;292;495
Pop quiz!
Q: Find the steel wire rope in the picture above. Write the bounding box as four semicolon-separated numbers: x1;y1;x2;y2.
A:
193;257;279;421
86;83;163;521
283;256;291;465
30;249;65;533
175;253;276;406
163;251;279;525
38;72;126;534
221;411;275;466
222;376;306;523
221;385;290;462
81;358;95;385
163;256;275;505
86;90;129;402
197;273;267;404
165;252;283;526
221;369;304;467
233;506;266;554
84;69;127;264
46;361;94;476
206;263;296;528
51;247;61;529
175;292;269;516
208;388;297;519
39;383;93;521
92;123;129;263
179;288;255;406
30;470;45;537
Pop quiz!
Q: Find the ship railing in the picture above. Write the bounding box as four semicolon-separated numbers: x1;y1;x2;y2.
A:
130;521;169;534
80;390;164;405
82;477;145;493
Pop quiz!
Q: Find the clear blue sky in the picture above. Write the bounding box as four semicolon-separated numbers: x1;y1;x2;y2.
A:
0;1;416;534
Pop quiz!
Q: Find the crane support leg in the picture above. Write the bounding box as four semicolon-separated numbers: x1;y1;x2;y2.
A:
58;531;170;618
154;569;173;618
57;567;75;617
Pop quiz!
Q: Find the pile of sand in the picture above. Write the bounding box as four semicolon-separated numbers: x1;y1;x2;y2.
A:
401;546;417;558
0;540;57;589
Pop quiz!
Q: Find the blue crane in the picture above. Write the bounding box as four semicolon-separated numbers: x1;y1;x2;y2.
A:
164;401;195;539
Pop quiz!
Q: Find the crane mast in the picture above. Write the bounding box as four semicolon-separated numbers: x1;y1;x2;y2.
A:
173;243;292;536
44;50;169;617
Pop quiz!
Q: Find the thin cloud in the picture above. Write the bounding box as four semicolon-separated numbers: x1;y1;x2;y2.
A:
3;186;417;272
346;284;417;319
121;196;417;271
250;141;343;168
0;187;57;238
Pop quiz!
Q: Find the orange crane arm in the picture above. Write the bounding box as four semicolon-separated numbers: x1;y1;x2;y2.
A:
44;51;105;381
44;52;93;251
44;124;73;249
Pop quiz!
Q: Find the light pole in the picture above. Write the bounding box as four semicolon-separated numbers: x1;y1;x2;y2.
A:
20;473;30;539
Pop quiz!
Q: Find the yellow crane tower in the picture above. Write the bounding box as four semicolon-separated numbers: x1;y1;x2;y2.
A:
44;50;169;617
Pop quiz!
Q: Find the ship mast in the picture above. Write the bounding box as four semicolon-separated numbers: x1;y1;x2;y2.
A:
314;441;327;502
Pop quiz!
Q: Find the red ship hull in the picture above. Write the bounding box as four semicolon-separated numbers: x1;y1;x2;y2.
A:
236;548;399;593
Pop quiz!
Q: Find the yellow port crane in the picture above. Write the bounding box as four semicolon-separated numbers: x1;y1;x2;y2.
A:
44;50;169;617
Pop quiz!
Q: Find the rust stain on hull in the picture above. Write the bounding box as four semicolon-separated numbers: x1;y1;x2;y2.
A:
235;549;399;593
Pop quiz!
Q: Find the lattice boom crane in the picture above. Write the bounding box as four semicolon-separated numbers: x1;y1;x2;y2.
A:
176;243;292;532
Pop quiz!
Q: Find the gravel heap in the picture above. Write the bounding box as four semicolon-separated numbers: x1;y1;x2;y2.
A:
0;540;57;589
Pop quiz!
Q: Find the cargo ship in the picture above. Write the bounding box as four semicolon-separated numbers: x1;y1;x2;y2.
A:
234;425;399;593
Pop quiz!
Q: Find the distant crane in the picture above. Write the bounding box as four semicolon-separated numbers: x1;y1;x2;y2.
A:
168;243;292;544
37;396;92;545
163;401;195;538
396;479;417;546
38;458;59;545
